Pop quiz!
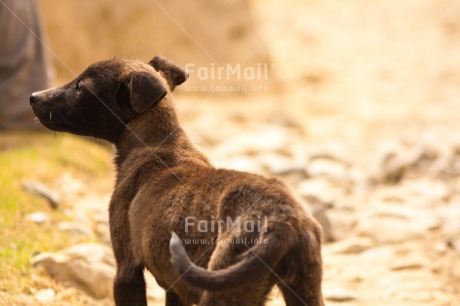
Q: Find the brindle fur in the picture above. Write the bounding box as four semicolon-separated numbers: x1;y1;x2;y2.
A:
30;56;325;306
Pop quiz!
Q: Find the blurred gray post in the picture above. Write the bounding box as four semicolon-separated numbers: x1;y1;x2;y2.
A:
0;0;51;130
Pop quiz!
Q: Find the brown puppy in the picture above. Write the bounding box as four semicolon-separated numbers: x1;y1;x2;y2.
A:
30;56;324;306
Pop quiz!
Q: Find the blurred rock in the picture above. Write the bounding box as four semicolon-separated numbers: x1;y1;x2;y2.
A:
310;205;333;243
447;238;460;254
268;113;303;129
26;211;48;224
326;209;358;241
32;244;115;299
87;212;111;245
258;153;305;176
360;246;395;260
381;205;441;231
58;221;94;238
325;288;358;302
356;214;423;244
305;157;349;182
34;288;56;303
329;237;373;254
391;260;424;271
403;179;451;205
94;222;112;245
433;156;460;178
371;142;410;184
296;178;341;208
369;139;453;184
440;203;460;236
22;181;60;209
296;177;354;242
305;145;352;167
213;126;294;157
371;141;439;184
373;178;451;207
56;173;86;196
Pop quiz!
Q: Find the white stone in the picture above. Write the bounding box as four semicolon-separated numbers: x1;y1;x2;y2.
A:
32;243;115;299
34;288;56;303
26;212;48;224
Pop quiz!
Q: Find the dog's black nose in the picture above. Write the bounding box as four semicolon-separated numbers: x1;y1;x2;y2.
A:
30;92;40;105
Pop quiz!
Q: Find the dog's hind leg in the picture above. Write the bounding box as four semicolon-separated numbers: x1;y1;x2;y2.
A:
165;290;185;306
276;226;324;306
278;281;324;306
196;238;276;306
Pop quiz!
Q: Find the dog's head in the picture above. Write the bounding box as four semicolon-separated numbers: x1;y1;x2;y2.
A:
30;56;188;142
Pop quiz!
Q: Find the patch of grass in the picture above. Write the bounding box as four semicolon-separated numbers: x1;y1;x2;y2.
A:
0;132;114;297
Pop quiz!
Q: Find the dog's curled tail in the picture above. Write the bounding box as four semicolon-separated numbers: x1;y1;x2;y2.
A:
169;231;292;291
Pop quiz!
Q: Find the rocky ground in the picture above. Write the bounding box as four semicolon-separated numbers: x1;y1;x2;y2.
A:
22;115;460;306
3;0;460;305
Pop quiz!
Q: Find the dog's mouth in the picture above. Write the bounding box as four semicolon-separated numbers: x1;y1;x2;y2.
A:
33;109;71;132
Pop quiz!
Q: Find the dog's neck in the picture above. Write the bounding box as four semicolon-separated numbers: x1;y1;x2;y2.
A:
114;98;209;169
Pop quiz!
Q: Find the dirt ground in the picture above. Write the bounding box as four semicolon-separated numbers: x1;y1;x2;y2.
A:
176;1;460;305
2;0;460;305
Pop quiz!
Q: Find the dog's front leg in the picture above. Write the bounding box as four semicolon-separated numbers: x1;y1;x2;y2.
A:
113;265;147;306
110;190;147;306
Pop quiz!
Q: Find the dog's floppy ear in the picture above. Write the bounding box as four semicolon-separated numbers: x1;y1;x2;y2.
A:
128;71;167;113
149;56;189;91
